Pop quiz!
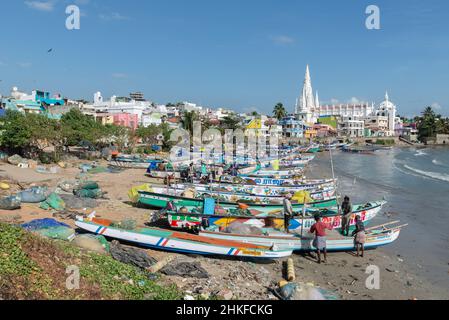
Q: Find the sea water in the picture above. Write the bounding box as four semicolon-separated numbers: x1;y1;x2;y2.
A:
310;147;449;290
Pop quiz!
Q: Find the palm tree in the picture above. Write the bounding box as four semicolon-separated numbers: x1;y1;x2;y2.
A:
221;116;242;131
273;103;287;121
417;106;437;139
180;111;199;135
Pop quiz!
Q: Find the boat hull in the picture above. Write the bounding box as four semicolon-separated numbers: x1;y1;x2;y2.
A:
167;201;384;232
137;191;338;213
199;229;401;252
75;219;292;259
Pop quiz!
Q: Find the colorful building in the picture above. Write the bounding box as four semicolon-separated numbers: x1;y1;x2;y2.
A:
113;113;139;130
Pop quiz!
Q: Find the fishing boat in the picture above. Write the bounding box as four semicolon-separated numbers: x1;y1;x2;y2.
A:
165;201;385;232
217;175;336;187
75;217;292;259
108;154;164;169
341;145;380;154
137;190;338;212
151;185;336;204
170;183;336;200
173;182;335;197
198;222;405;252
239;168;304;179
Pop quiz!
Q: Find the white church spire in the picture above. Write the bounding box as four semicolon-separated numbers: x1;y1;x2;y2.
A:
315;91;320;109
297;64;315;114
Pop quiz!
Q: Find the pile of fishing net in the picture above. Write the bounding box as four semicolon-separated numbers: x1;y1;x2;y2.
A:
21;218;75;241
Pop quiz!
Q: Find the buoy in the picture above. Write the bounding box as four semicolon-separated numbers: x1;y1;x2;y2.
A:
287;258;296;281
279;280;289;288
0;182;10;190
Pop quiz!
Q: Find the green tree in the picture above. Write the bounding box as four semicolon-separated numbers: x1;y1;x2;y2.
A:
61;109;103;146
221;115;242;131
417;106;437;139
136;124;161;144
0;110;32;151
180;111;199;135
273;103;287;120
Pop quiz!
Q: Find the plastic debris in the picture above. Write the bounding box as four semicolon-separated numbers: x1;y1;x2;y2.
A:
161;262;209;279
18;186;48;203
110;219;137;230
73;234;109;254
109;240;157;269
8;154;24;165
274;282;339;301
0;196;21;210
59;194;97;209
0;182;10;190
128;184;153;203
74;188;104;199
58;180;80;193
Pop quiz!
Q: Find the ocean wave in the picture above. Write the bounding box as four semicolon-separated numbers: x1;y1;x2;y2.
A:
404;165;449;183
414;150;428;157
432;159;448;167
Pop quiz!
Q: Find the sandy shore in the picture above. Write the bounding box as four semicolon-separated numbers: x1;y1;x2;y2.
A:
1;160;448;300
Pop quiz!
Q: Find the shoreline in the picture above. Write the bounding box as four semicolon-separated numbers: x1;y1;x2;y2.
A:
1;159;448;300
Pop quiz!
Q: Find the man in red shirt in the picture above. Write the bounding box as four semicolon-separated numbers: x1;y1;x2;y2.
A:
309;214;333;264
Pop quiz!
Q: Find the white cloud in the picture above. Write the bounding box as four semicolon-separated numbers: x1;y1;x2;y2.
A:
330;98;339;104
348;97;361;104
112;73;127;79
0;61;6;67
18;62;32;68
99;12;129;21
431;102;442;110
270;35;295;45
25;1;56;12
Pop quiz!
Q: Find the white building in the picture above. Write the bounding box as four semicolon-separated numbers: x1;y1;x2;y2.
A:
338;116;365;137
293;65;401;137
375;92;397;136
84;91;153;124
317;103;374;118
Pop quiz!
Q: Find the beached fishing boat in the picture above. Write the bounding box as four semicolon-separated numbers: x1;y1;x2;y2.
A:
217;175;336;187
173;182;335;197
198;222;404;252
170;183;336;200
152;185;336;203
137;190;338;212
109;156;163;169
75;217;292;259
239;168;304;179
165;200;385;232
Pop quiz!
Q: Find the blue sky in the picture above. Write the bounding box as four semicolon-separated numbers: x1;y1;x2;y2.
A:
0;0;448;117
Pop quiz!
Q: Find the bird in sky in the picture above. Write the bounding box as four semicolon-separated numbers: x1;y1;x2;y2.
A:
47;48;53;53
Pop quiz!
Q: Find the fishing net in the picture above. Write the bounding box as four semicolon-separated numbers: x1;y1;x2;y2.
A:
40;193;66;211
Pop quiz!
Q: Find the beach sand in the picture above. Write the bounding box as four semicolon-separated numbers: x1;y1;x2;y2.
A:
1;160;448;300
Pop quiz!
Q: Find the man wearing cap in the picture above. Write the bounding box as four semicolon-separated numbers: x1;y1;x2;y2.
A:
283;193;294;233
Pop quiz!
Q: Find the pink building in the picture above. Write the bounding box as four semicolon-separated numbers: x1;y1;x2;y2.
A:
113;113;139;130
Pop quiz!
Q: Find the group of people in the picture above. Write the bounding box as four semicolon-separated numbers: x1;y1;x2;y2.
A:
283;194;366;264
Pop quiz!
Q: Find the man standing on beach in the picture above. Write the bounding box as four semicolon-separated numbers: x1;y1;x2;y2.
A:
283;193;294;234
341;196;353;236
352;215;366;257
310;214;333;264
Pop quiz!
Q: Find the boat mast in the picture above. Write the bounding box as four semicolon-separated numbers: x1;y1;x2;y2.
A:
329;147;340;214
